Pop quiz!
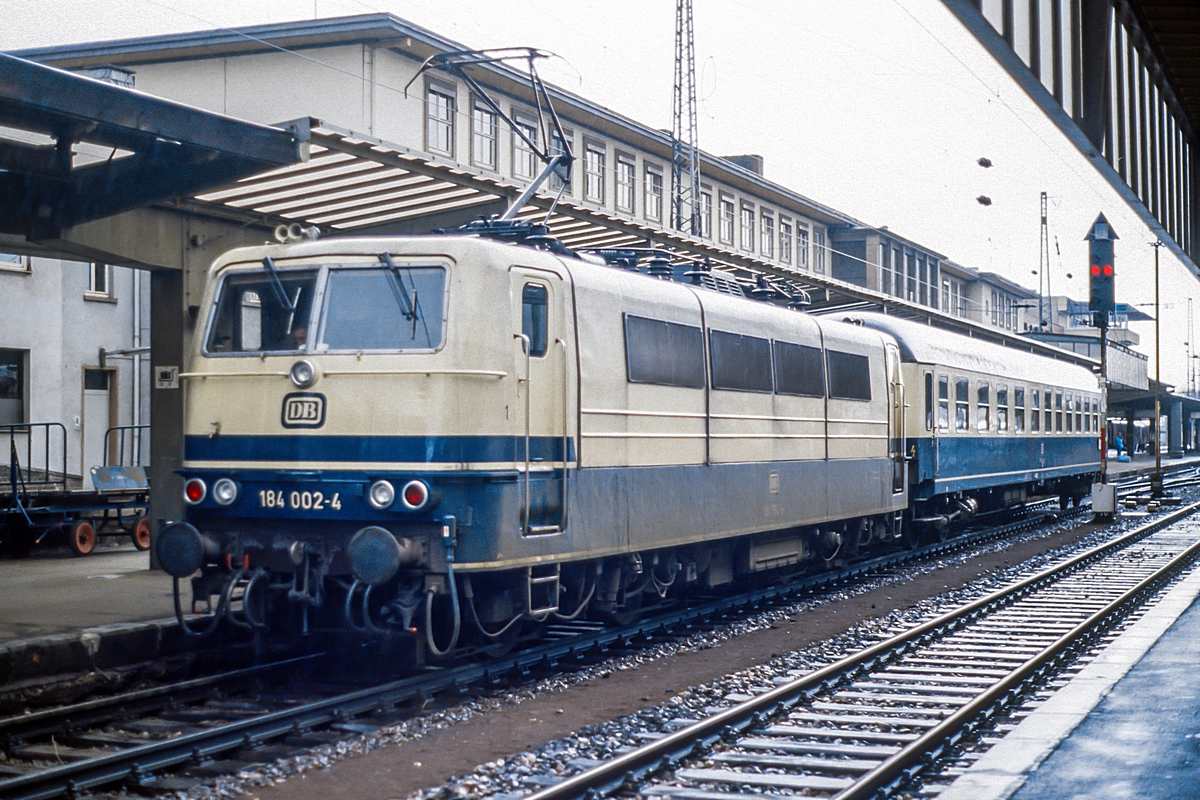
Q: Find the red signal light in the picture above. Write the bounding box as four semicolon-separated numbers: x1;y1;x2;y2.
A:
1103;264;1113;276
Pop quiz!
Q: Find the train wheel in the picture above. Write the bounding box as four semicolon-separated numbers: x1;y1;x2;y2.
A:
69;520;97;556
130;516;152;551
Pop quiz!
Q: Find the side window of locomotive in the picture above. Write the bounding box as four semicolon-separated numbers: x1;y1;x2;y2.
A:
624;315;705;388
924;372;933;431
206;269;317;353
320;266;446;351
937;375;949;431
976;381;990;432
1031;389;1041;432
521;284;549;357
996;384;1009;432
774;341;825;397
709;330;772;392
955;378;969;431
1014;387;1026;432
826;351;871;401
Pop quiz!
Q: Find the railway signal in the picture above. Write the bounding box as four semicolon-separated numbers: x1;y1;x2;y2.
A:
1086;213;1117;328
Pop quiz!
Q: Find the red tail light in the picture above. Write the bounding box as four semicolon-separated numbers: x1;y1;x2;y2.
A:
400;480;429;510
184;478;207;505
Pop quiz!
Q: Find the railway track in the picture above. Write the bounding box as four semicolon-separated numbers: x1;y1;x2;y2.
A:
0;477;1181;800
524;500;1200;800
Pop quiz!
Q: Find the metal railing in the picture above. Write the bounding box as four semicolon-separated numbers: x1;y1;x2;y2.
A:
3;422;68;495
104;424;150;468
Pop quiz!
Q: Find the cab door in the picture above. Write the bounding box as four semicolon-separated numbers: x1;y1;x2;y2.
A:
511;265;576;534
885;344;905;494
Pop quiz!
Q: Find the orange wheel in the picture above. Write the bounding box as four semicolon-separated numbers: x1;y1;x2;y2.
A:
131;516;152;551
69;520;97;556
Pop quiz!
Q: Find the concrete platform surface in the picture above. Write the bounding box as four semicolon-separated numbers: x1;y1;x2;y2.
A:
939;527;1200;800
0;546;175;643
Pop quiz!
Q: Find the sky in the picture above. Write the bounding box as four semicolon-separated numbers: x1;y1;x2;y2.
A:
2;0;1195;387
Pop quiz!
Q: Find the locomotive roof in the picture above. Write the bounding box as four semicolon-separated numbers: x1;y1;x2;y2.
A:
843;313;1099;391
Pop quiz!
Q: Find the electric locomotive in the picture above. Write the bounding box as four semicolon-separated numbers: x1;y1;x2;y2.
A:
158;230;912;655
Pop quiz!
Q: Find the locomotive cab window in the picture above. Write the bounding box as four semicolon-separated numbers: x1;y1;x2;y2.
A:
709;330;772;392
319;266;445;352
624;315;705;388
206;269;317;353
773;341;825;397
521;284;549;357
826;351;871;401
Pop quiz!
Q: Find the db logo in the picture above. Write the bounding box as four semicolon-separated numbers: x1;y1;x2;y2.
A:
281;392;326;429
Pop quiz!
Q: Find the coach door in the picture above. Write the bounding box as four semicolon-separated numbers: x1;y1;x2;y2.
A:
511;266;576;535
885;344;905;494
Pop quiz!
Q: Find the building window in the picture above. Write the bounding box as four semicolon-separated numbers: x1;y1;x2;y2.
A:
928;259;940;309
615;153;635;212
892;247;902;296
87;262;113;299
0;348;25;425
760;213;775;258
797;226;810;268
813;231;826;273
880;245;892;295
583;141;605;204
718;196;735;243
0;253;29;274
644;163;663;221
698;191;713;238
918;255;929;306
514;114;539;181
549;128;573;194
471;104;497;170
779;219;793;263
905;252;916;300
739;204;755;252
425;81;455;157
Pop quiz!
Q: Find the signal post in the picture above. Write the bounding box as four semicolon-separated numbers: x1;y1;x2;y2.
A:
1087;214;1118;517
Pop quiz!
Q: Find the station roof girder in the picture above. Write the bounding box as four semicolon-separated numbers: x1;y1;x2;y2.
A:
0;53;309;241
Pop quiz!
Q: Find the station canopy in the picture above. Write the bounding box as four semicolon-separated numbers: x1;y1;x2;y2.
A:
0;53;307;241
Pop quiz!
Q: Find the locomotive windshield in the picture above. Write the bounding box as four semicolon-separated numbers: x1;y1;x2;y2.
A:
204;263;446;355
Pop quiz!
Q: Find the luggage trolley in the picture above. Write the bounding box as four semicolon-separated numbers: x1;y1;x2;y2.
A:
1;422;150;556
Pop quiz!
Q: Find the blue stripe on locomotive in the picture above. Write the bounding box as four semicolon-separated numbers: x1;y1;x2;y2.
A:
908;434;1099;499
185;434;575;463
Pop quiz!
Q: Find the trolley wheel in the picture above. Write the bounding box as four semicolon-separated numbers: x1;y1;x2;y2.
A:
130;516;152;551
69;520;97;556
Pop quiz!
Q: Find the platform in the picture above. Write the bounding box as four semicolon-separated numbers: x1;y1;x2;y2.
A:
937;532;1200;800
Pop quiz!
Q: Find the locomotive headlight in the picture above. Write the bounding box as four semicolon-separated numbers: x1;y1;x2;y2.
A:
183;478;207;505
368;480;396;510
290;359;316;388
400;479;430;511
212;478;239;506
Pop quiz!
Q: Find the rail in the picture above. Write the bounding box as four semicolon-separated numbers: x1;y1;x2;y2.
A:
2;422;68;496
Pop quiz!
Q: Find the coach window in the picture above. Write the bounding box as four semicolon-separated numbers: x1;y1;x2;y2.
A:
1065;395;1073;433
522;284;549;358
996;384;1008;432
774;341;825;396
976;382;990;432
955;378;969;431
1083;397;1091;432
937;375;950;431
425;79;456;157
924;372;934;430
1031;389;1041;432
1055;391;1064;432
826;351;871;401
710;331;772;392
1014;387;1026;432
1075;394;1083;431
624;315;705;388
1092;399;1099;432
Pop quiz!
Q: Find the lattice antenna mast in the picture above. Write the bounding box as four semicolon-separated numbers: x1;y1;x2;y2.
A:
671;0;700;235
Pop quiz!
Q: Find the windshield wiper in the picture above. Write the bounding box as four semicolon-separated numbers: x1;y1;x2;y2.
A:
378;253;417;322
262;257;297;314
